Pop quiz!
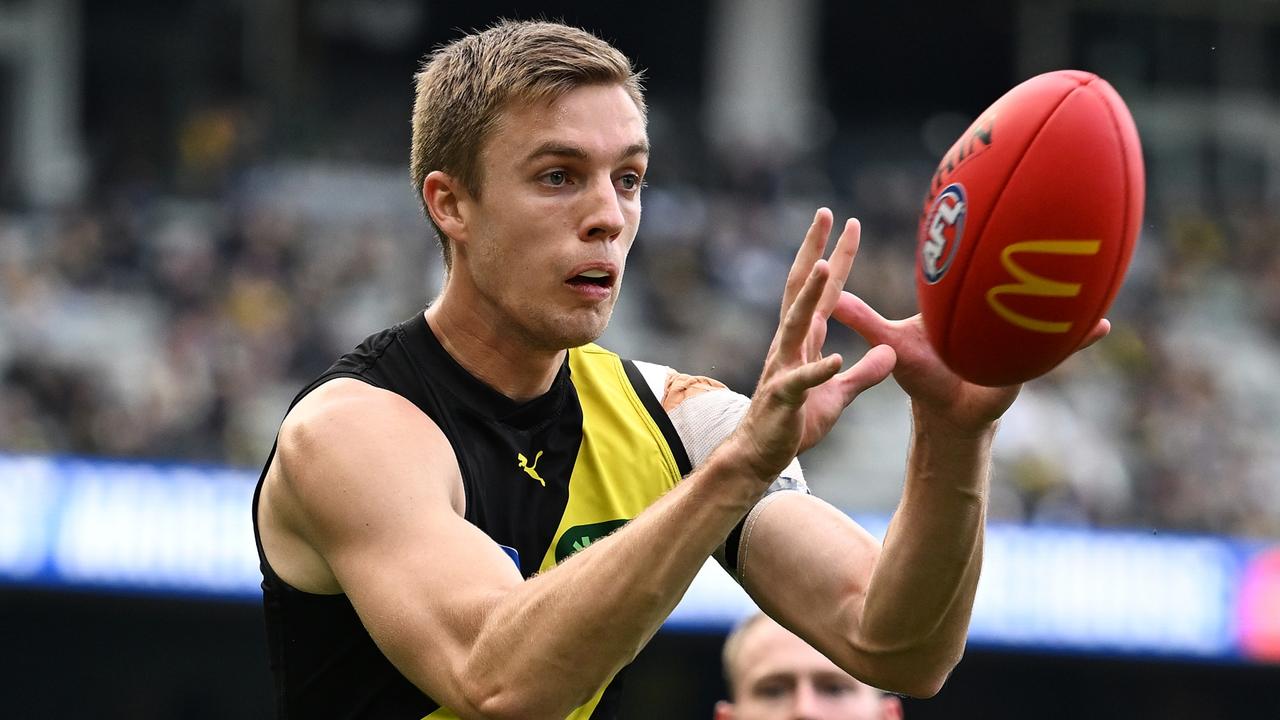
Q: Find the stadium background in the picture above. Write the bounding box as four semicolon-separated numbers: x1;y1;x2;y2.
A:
2;0;1280;716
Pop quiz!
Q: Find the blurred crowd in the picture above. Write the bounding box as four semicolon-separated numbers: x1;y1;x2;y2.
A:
2;110;1278;540
0;157;435;465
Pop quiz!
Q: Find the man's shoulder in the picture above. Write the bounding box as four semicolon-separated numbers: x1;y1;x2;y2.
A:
287;376;408;420
273;376;461;513
280;379;439;466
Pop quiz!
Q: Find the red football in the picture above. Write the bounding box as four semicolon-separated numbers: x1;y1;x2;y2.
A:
915;70;1144;386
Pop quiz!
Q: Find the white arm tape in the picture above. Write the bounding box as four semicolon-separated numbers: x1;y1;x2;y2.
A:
667;386;807;584
666;387;806;488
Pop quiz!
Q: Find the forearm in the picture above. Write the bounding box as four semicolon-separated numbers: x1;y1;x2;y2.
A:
858;405;992;670
460;446;765;718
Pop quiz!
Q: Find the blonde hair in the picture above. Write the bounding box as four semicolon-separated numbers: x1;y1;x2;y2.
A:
410;20;646;269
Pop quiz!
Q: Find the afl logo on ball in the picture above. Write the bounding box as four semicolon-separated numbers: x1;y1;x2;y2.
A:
920;183;966;284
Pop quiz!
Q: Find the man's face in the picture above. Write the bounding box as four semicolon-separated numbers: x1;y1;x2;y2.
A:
720;621;895;720
455;83;647;351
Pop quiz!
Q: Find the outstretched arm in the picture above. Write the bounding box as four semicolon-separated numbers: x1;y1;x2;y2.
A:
721;210;1108;697
730;423;991;699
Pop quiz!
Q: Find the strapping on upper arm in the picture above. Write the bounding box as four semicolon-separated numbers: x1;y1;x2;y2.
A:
659;377;809;583
714;482;809;584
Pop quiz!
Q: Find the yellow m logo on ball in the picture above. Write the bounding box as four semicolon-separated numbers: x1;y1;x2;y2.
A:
986;240;1101;333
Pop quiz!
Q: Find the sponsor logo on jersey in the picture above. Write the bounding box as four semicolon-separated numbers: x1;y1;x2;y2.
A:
517;450;546;486
920;183;967;284
554;519;630;564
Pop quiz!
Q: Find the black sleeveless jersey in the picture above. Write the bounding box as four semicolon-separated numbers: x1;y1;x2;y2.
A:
252;312;691;719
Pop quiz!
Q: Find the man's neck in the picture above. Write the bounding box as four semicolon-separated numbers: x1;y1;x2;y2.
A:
424;292;565;404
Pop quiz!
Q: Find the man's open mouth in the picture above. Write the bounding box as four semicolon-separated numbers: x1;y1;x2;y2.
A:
567;269;614;288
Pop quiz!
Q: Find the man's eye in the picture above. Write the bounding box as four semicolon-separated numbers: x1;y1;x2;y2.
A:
618;173;643;191
543;171;568;186
817;681;853;697
754;684;789;699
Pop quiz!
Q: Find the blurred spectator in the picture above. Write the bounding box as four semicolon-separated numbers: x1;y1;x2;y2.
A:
715;612;904;720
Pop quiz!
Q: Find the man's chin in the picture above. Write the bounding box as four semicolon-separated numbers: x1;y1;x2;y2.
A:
534;309;612;351
551;324;608;351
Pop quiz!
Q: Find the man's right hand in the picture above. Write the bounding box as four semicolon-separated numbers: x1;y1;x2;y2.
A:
728;209;897;482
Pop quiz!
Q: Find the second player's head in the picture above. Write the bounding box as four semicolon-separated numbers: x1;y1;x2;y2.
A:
716;614;904;720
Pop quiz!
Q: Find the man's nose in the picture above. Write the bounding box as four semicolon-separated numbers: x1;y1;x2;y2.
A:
580;176;625;241
789;680;823;720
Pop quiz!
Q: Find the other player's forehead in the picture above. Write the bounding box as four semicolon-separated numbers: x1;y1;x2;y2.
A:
734;622;848;677
747;668;863;689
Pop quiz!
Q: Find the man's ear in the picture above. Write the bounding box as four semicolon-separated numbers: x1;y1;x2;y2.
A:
713;700;736;720
423;170;469;245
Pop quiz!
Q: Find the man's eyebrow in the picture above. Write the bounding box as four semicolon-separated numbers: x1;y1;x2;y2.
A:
750;671;797;688
523;140;650;164
525;142;589;163
619;141;650;160
812;671;860;686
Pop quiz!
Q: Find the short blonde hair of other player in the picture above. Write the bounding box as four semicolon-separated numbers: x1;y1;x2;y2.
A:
410;19;646;270
716;613;904;720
